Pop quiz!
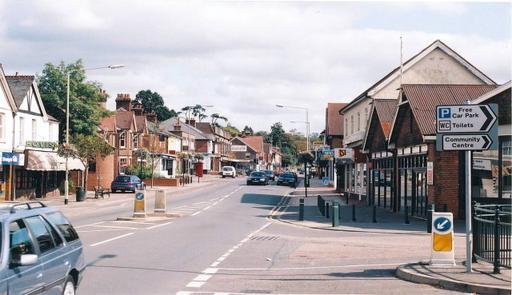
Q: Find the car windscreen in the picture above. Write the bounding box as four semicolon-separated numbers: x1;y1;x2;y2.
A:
264;171;272;175
250;172;265;177
115;176;131;182
222;167;233;171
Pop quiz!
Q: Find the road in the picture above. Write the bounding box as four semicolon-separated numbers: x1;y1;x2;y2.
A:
66;177;462;294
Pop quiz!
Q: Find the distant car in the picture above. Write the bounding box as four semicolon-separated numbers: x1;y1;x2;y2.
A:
111;175;144;192
246;171;268;185
263;170;275;181
221;166;237;178
0;201;85;295
277;172;297;187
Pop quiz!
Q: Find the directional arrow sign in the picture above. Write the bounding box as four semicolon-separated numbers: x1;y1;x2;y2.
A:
441;134;494;151
436;104;497;133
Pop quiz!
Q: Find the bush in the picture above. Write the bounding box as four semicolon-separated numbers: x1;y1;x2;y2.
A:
126;164;153;179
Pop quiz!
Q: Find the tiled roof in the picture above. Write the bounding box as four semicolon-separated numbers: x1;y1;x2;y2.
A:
115;110;136;130
99;115;116;132
326;102;347;136
263;143;271;153
373;99;397;138
240;136;264;153
402;84;498;136
135;115;146;133
160;118;211;140
5;75;34;107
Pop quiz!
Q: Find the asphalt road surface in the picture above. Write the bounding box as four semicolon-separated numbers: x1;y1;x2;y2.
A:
66;177;463;294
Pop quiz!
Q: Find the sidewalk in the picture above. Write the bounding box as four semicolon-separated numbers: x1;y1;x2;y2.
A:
274;180;511;294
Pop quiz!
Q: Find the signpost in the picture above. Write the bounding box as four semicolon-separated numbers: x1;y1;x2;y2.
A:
430;212;455;266
133;188;146;218
435;103;498;273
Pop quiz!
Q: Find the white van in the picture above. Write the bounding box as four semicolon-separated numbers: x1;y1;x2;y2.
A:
221;166;236;178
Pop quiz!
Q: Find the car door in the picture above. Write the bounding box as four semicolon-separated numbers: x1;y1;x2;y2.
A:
24;215;68;295
6;219;44;295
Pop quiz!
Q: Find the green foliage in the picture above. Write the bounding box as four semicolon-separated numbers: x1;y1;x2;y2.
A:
72;134;115;163
211;113;228;126
242;125;253;136
224;123;240;137
297;152;314;164
38;60;110;141
126;164;153;179
135;90;177;121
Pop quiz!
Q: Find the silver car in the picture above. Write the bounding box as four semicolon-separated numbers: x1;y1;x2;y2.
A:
0;202;85;295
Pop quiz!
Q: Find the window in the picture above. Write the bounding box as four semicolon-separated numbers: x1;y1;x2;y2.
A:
365;108;369;125
119;132;126;148
133;134;138;148
357;112;360;131
0;113;4;140
9;220;36;263
31;119;36;141
24;216;56;253
46;212;79;243
350;115;354;134
19;117;24;145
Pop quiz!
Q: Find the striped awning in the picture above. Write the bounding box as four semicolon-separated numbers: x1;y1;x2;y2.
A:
26;150;85;171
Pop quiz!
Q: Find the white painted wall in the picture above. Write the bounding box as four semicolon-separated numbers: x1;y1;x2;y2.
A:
0;87;14;152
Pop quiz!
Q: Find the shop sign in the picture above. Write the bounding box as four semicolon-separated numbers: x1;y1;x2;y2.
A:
334;148;353;160
427;161;434;185
1;152;25;166
25;140;58;150
473;159;492;171
231;145;247;152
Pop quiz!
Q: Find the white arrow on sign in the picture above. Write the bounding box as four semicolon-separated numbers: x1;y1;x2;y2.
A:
442;134;493;151
436;219;449;230
436;105;497;133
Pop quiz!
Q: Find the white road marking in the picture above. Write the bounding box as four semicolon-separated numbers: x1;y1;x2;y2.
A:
75;221;105;229
191;211;201;216
203;268;218;274
113;220;156;225
146;221;174;230
186;281;205;288
94;225;138;230
193;274;212;281
90;233;134;247
217;262;413;272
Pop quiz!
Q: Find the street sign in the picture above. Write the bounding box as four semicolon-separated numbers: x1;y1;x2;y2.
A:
133;188;146;218
430;212;455;266
436;104;497;133
440;134;494;151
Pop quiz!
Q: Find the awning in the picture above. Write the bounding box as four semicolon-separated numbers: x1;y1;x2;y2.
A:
26;150;85;171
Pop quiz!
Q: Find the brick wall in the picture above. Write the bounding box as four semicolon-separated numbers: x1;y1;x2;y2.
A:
196;140;209;153
142;177;180;186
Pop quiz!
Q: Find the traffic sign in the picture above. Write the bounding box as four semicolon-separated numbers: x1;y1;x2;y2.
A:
440;134;495;151
433;216;451;233
436;104;497;133
430;212;455;265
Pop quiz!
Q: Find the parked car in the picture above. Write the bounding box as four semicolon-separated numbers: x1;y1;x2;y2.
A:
111;175;144;192
246;171;268;185
0;201;85;295
221;166;237;178
263;170;275;181
277;172;298;187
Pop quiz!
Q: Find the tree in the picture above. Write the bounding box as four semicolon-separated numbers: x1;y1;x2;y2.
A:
135;90;177;121
58;134;115;190
210;113;228;127
224;123;240;137
192;104;206;120
242;125;254;136
38;60;109;142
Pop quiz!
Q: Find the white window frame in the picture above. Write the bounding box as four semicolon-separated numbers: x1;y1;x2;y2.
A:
119;132;126;149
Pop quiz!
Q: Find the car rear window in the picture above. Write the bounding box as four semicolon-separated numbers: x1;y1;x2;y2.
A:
251;172;265;177
45;212;80;243
222;167;233;171
282;173;295;178
115;176;131;182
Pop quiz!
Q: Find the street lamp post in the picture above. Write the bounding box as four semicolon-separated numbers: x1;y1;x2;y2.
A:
64;64;124;205
276;104;310;152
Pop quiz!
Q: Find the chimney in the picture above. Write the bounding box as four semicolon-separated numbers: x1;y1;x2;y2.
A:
186;119;196;127
115;93;131;111
146;112;157;123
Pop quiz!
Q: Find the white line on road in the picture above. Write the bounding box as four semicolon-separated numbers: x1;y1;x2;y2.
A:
113;220;156;225
75;221;105;229
94;225;139;230
191;211;201;216
203;268;218;274
186;281;205;288
90;232;134;247
193;274;212;282
146;221;174;230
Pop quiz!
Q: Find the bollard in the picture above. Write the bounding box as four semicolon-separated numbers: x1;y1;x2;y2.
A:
133;188;146;218
352;204;356;222
346;193;349;205
427;204;435;233
299;198;304;221
493;207;501;274
339;202;342;221
325;203;330;218
332;202;340;227
405;205;410;224
372;205;377;223
154;189;167;215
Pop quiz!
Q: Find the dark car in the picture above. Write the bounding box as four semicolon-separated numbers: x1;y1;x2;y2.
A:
263;170;275;181
111;175;144;192
246;171;268;185
277;172;297;187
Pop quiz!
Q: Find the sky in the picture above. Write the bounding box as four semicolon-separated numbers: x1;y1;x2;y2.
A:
0;1;510;134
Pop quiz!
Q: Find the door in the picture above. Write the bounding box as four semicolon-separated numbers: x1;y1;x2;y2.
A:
24;215;67;295
6;219;44;295
413;169;428;217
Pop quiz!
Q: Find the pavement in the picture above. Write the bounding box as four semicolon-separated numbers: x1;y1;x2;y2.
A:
274;177;512;295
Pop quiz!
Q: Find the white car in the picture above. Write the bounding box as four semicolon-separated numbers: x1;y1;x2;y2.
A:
221;166;237;178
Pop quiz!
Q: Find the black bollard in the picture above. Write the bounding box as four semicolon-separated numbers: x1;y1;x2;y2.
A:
405;205;410;224
299;198;304;221
427;204;435;233
372;205;377;223
352;204;356;222
326;203;330;218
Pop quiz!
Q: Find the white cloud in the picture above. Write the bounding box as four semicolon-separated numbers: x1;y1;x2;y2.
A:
0;1;509;133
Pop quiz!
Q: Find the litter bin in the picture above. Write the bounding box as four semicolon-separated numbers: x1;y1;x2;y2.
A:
76;186;85;202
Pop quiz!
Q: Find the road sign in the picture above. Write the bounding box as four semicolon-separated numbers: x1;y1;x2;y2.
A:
436;104;497;133
440;134;495;151
133;188;146;218
430;212;455;265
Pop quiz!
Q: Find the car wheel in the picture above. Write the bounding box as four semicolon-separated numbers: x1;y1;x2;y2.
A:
62;275;75;295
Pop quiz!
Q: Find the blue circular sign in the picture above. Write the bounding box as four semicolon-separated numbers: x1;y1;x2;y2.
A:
135;192;144;201
434;217;451;233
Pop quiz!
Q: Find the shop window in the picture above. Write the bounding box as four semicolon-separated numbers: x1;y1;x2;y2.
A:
16;170;34;189
502;137;511;198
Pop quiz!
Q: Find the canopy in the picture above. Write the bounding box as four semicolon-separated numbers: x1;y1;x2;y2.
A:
26;150;85;171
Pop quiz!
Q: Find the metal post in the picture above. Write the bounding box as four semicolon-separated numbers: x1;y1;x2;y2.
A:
352;204;356;222
372;205;377;223
325;202;330;218
299;198;304;221
427;204;435;233
493;206;501;274
332;202;339;227
304;162;308;198
465;149;472;272
64;72;70;205
405;205;410;224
